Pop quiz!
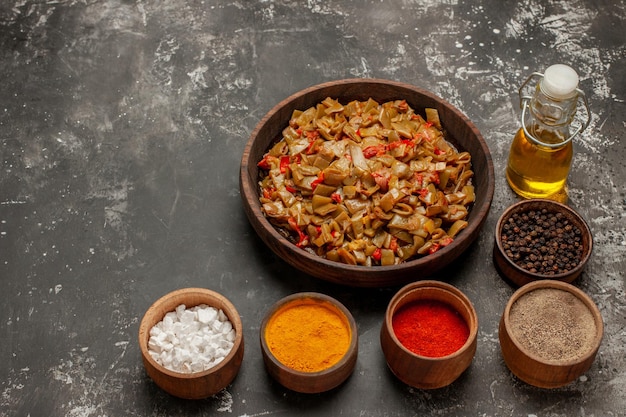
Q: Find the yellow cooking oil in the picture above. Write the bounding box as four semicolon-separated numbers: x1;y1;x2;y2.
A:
507;65;591;203
506;127;572;202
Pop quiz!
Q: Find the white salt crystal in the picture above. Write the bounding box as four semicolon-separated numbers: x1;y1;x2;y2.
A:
191;335;203;348
160;352;172;367
174;321;185;333
217;309;227;322
197;307;218;324
149;326;162;338
204;345;216;358
210;320;223;333
148;338;161;353
178;348;191;363
162;314;174;330
180;309;196;324
225;329;236;342
191;361;204;373
147;303;236;374
221;321;233;334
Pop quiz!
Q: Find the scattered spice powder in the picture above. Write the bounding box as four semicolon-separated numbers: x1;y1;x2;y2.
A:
509;288;597;361
392;299;469;357
264;298;351;373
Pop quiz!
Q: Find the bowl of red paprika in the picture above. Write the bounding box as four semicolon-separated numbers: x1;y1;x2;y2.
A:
380;280;478;389
260;292;358;393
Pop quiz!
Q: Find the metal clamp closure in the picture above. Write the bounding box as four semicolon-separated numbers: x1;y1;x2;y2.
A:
518;72;591;149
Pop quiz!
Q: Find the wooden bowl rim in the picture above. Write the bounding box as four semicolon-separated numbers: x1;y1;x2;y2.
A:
240;78;495;287
494;199;593;281
501;280;604;366
384;280;478;361
138;287;244;380
260;291;358;377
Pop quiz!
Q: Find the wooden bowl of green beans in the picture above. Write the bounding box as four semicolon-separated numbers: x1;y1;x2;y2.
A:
240;78;495;287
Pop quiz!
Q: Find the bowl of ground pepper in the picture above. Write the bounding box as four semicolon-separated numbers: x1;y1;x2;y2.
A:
499;280;603;388
493;199;593;287
380;280;478;389
260;292;358;393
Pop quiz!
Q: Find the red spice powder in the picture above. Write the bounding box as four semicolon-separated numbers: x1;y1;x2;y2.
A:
392;299;469;357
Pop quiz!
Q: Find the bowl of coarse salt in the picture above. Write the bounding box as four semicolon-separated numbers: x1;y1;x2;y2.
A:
138;288;244;399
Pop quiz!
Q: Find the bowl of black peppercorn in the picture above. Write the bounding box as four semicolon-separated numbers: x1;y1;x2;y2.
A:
493;199;593;287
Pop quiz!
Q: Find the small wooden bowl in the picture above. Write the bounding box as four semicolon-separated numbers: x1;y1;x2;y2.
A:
380;280;478;389
138;288;244;399
499;280;603;388
260;292;358;393
240;78;495;287
493;199;593;287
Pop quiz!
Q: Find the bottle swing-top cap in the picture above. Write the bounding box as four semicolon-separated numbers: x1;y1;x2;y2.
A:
517;63;590;148
540;64;579;99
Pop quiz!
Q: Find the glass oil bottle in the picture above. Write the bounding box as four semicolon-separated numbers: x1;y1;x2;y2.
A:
506;64;591;202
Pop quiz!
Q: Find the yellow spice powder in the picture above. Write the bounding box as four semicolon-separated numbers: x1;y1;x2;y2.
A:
265;299;351;373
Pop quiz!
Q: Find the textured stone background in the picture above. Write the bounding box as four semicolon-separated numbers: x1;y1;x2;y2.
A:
1;1;624;416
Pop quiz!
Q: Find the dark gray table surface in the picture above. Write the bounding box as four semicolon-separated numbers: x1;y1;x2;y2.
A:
1;1;625;416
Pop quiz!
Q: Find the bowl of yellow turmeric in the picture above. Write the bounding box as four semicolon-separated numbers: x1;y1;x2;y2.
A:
240;78;495;287
259;292;358;393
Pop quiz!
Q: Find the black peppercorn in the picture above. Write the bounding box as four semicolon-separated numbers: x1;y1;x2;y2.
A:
500;209;584;275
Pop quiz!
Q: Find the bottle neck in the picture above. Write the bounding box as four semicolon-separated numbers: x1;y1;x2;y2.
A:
525;85;578;146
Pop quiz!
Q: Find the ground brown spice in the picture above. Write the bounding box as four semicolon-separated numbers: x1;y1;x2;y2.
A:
509;288;597;361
